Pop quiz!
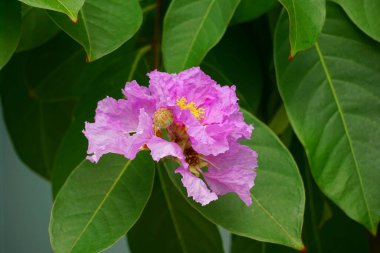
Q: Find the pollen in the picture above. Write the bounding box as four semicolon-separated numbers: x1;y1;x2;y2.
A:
176;97;205;120
153;108;173;129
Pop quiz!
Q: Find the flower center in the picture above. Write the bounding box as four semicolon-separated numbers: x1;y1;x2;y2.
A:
183;146;208;177
176;97;205;120
153;108;173;129
184;147;200;167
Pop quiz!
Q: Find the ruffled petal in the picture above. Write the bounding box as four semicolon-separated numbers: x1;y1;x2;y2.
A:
124;108;154;160
122;81;156;115
176;67;219;106
203;143;257;206
83;98;154;162
174;109;228;156
227;111;253;140
146;136;186;164
176;167;218;206
148;70;177;107
83;97;139;163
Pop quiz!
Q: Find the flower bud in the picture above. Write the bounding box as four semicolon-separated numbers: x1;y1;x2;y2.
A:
153;108;173;129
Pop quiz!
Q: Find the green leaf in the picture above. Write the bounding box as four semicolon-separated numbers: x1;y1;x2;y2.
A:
231;206;370;253
162;0;241;73
1;32;143;180
0;34;82;179
48;0;143;61
231;235;298;253
331;0;380;42
303;163;370;253
164;110;305;249
317;203;370;252
17;6;60;52
278;0;325;57
274;3;380;234
202;26;263;112
128;167;224;253
49;152;155;253
19;0;85;22
231;0;277;24
230;145;369;253
127;174;183;253
51;45;151;196
0;0;21;69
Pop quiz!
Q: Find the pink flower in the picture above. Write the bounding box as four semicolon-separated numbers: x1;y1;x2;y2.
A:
83;67;257;206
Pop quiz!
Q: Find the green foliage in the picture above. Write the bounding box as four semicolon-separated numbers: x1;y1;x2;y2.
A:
19;0;85;21
331;0;380;42
128;167;224;253
1;35;81;179
17;6;60;52
202;26;263;112
162;0;240;72
275;3;380;234
1;0;379;252
0;0;21;69
49;153;155;253
50;43;150;196
164;111;305;249
48;0;143;62
232;0;277;24
279;0;326;57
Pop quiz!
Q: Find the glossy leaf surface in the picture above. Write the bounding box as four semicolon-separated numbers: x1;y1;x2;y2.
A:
274;3;380;234
49;0;143;61
163;0;240;72
331;0;380;42
278;0;325;57
19;0;85;21
164;111;305;249
50;153;155;253
128;168;224;253
0;0;21;69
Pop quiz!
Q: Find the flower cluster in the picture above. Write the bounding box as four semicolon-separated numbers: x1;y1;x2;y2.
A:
83;67;257;206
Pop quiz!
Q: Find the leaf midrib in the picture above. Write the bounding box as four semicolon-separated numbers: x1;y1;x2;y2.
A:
68;159;132;252
314;41;375;232
79;7;93;60
279;0;298;54
180;0;216;70
55;0;75;19
252;196;301;248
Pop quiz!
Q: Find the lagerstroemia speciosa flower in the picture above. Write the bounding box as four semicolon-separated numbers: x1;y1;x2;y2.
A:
83;67;258;206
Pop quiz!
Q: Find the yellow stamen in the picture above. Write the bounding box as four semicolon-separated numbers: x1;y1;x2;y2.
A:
176;97;205;120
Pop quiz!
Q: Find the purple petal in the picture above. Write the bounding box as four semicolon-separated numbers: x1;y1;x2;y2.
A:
148;70;177;107
124;108;155;160
83;97;139;163
203;143;257;206
122;80;156;115
176;167;218;206
146;136;186;164
83;98;154;162
175;67;219;106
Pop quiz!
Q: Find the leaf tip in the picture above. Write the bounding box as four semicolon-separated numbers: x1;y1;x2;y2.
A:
299;246;307;253
288;47;297;61
69;15;78;24
86;55;91;63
